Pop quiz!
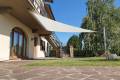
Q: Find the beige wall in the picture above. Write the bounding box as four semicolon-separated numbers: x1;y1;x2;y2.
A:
0;12;51;61
33;34;45;58
34;36;49;58
0;13;34;61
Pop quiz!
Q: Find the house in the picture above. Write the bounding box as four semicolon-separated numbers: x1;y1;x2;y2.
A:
0;0;95;61
0;0;61;61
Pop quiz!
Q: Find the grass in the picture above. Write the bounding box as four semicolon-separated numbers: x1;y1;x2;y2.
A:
25;57;120;67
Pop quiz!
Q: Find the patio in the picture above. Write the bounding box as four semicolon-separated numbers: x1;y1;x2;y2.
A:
0;59;120;80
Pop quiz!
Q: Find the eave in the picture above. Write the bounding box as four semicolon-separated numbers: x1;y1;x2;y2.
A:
0;0;51;35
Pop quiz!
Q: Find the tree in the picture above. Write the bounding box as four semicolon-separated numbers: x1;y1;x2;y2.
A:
66;35;80;56
67;35;80;49
80;0;120;55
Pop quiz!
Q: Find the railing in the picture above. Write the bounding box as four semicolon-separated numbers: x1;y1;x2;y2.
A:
50;33;62;48
29;0;47;16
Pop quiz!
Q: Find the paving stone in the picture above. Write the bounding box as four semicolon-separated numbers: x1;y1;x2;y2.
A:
12;67;28;74
108;75;120;80
11;71;37;80
89;75;112;80
55;77;77;80
0;69;9;76
68;73;88;79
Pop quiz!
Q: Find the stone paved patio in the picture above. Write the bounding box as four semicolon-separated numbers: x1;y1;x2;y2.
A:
0;60;120;80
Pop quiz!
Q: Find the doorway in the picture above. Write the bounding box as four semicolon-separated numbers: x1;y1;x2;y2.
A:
10;28;27;59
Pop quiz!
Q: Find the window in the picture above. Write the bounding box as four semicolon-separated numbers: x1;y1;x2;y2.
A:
10;28;27;59
34;37;38;46
40;39;45;51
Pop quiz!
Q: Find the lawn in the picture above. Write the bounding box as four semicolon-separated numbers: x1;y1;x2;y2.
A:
26;57;120;67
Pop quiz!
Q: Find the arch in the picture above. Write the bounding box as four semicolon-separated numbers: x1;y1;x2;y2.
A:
10;27;27;59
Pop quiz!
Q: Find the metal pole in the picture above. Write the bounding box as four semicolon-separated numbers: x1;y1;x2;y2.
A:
103;27;107;51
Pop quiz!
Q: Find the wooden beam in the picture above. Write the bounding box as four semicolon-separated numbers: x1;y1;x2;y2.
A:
0;7;12;12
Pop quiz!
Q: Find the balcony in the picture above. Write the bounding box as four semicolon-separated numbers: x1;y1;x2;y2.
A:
0;0;52;35
0;0;62;52
29;0;48;17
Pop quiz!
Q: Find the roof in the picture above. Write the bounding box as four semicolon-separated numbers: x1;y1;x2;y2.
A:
45;0;53;3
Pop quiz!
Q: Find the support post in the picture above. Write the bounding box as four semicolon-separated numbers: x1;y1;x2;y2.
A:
69;45;74;58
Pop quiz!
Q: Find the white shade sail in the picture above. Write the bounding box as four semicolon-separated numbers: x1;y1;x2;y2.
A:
30;11;95;33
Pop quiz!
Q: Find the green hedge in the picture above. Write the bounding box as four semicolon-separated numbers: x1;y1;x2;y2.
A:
74;50;95;57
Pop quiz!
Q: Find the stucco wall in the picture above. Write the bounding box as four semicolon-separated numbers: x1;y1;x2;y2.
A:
33;35;51;58
0;13;34;61
33;34;45;58
33;36;48;58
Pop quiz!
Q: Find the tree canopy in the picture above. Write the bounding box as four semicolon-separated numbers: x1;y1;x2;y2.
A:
67;35;80;50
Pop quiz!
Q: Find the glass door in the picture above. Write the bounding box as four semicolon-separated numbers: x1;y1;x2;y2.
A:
13;31;19;57
18;33;23;58
10;28;27;59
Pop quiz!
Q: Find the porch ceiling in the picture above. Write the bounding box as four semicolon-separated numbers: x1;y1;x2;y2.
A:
0;0;51;35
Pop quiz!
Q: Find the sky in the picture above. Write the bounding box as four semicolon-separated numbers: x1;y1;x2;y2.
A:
51;0;120;45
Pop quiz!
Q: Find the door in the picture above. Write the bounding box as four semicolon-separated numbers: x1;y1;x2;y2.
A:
10;28;27;59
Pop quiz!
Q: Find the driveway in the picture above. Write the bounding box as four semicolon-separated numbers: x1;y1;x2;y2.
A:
0;60;120;80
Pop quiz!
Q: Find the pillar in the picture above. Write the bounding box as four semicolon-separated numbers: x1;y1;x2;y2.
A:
70;45;74;58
